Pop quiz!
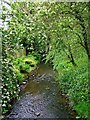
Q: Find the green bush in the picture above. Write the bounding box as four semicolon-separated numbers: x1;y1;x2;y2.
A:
52;52;88;118
19;63;30;72
13;54;39;81
74;101;90;118
2;59;20;114
16;72;24;84
2;30;20;115
2;54;39;115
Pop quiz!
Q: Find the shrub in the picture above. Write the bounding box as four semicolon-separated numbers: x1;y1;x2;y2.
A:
52;52;88;118
74;101;90;118
2;59;20;114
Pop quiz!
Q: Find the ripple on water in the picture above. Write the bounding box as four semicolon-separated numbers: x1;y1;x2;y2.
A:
8;63;76;118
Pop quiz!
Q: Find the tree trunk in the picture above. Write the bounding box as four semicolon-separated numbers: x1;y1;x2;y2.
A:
88;2;90;120
88;2;90;60
68;44;77;66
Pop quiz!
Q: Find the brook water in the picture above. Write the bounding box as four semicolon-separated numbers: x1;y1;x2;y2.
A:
8;63;76;119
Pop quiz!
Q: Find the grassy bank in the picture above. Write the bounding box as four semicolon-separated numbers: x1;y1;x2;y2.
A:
52;53;89;118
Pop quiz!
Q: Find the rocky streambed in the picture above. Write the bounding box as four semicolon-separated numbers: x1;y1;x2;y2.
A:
7;63;76;119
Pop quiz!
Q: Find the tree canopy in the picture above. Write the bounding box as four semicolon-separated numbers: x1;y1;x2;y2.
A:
1;2;89;118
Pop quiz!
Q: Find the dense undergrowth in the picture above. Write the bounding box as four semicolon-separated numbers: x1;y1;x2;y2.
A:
50;51;89;118
2;50;40;115
2;2;89;119
13;54;40;84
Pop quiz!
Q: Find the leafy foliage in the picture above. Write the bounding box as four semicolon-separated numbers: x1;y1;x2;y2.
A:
2;28;20;114
2;26;39;115
2;2;89;118
13;54;39;84
74;101;90;118
49;46;89;118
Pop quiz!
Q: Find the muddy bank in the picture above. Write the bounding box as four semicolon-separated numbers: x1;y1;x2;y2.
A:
7;63;76;119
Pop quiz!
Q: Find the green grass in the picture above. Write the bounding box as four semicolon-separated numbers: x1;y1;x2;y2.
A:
52;53;89;118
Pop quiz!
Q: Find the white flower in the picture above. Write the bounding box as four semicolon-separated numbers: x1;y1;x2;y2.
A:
2;104;6;107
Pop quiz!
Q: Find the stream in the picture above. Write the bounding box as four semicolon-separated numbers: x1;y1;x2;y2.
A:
8;63;76;119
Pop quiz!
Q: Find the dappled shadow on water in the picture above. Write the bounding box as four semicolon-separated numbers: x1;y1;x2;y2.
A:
8;63;76;119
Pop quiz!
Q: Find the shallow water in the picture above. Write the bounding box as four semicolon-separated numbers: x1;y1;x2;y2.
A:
9;63;76;119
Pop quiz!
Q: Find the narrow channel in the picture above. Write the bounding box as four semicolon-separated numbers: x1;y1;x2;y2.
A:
8;63;76;119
